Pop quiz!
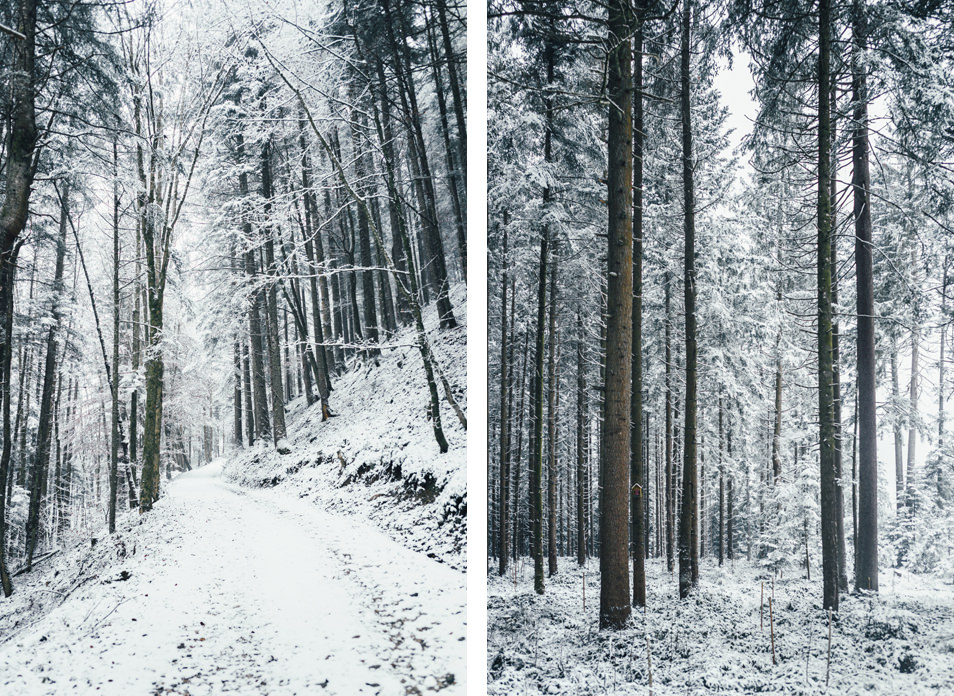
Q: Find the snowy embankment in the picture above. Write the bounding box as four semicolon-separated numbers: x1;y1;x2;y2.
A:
0;462;465;694
225;284;467;571
489;558;954;695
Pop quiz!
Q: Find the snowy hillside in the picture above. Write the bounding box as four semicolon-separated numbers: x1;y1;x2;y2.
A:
224;283;467;570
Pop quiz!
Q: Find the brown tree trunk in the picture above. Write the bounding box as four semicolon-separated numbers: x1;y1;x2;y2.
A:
577;311;587;566
678;0;699;600
498;224;510;576
892;339;903;507
546;259;559;577
817;0;840;610
0;0;38;597
853;5;879;590
600;0;634;627
631;20;646;608
260;141;287;442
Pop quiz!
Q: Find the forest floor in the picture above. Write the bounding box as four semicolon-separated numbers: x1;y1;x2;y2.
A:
0;461;465;694
488;556;954;695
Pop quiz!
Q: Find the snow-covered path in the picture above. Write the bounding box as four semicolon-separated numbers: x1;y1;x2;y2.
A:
0;462;466;695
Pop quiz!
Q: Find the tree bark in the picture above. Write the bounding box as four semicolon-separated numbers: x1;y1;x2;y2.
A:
577;310;587;566
348;98;381;355
718;398;725;566
260;140;287;442
0;0;38;597
600;0;634;627
665;271;674;573
498;224;510;576
678;0;699;600
892;338;903;507
425;15;466;278
631;20;646;608
110;140;121;534
817;0;840;611
851;29;872;580
546;259;559;577
852;0;878;593
907;326;919;507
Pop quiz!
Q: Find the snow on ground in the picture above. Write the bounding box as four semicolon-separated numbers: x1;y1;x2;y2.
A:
226;284;467;571
0;286;467;694
488;557;954;695
0;461;465;694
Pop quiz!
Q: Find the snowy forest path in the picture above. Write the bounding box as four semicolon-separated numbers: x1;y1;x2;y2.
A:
0;461;465;695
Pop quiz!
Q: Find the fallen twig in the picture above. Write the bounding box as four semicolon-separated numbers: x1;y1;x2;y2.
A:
12;550;59;577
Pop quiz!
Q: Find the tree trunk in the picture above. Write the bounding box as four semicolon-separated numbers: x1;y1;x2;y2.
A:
434;0;466;178
678;0;699;600
349;100;381;355
261;141;287;442
727;421;734;561
233;338;244;445
546;259;559;577
600;0;634;627
852;0;878;593
498;224;510;576
631;21;646;608
239;138;271;444
109;140;121;535
817;0;840;611
372;60;413;326
830;88;847;591
528;218;548;594
665;271;674;573
719;397;725;566
577;310;587;566
892;338;903;507
0;0;38;597
299;117;336;380
514;329;529;559
906;327;918;507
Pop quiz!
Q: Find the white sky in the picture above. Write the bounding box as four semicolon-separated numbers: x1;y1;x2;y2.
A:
713;49;759;155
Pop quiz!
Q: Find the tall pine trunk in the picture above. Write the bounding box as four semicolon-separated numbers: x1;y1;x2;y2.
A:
600;0;634;627
817;0;840;611
577;310;587;566
678;0;699;600
498;225;510;576
546;259;559;577
852;0;878;592
631;20;646;608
